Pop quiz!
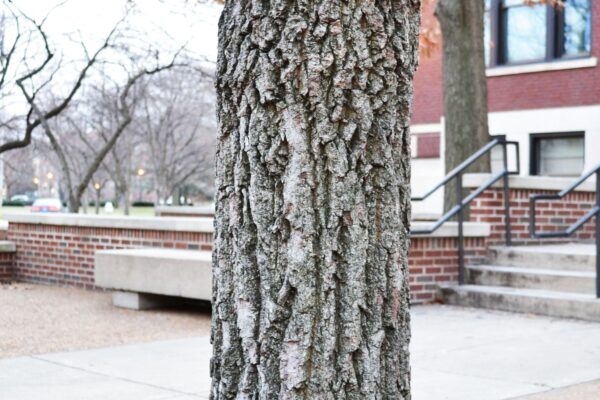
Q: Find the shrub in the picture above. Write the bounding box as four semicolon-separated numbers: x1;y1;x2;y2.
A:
131;201;155;207
2;200;33;207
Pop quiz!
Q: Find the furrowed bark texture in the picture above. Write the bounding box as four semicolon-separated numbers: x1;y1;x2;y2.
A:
436;0;490;214
211;1;420;398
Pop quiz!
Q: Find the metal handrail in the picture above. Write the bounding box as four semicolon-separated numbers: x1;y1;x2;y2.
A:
411;137;520;284
529;163;600;298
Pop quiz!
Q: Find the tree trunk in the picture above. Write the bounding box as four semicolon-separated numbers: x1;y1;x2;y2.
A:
82;193;89;214
211;1;420;398
436;0;490;214
123;188;130;215
69;194;81;214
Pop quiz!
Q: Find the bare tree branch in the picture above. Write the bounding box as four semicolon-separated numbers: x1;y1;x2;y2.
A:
0;8;125;154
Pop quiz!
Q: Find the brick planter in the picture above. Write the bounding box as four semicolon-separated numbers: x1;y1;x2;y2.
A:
467;174;596;246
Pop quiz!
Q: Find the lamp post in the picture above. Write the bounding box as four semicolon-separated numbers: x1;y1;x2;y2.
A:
46;172;54;197
136;168;145;202
32;177;40;198
94;182;101;214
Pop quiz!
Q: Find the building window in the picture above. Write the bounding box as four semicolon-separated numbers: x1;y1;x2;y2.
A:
490;135;506;173
530;132;585;177
485;0;592;67
485;0;492;66
560;0;592;57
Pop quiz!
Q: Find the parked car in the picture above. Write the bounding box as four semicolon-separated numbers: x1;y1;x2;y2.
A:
31;198;63;213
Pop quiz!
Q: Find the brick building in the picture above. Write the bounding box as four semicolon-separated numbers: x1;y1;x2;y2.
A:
412;0;600;215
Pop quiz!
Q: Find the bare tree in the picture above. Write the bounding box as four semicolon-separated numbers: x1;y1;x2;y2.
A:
89;172;110;214
34;57;180;213
0;2;122;155
133;69;215;205
2;145;36;197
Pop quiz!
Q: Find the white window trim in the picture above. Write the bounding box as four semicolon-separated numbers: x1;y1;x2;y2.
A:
486;57;597;77
410;123;442;134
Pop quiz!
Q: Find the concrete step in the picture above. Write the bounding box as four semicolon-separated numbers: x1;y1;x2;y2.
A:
489;244;596;272
466;265;596;294
439;284;600;322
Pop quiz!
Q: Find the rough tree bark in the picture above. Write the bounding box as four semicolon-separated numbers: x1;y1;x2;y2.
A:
436;0;490;213
211;1;420;398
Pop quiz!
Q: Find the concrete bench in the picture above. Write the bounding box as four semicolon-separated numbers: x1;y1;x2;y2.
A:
95;248;212;310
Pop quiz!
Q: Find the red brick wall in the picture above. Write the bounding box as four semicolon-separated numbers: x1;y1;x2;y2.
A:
412;3;600;124
5;221;489;304
414;133;441;158
470;188;596;245
7;224;213;289
409;236;487;302
0;252;15;282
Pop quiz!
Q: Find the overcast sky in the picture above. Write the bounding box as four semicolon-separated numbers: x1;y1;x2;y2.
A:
14;0;222;63
1;0;223;122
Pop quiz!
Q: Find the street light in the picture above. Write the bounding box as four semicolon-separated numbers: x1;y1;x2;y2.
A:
33;177;40;185
136;168;145;202
93;182;101;214
46;172;54;197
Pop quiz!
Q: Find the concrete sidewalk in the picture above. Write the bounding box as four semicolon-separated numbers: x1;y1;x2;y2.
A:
1;305;600;399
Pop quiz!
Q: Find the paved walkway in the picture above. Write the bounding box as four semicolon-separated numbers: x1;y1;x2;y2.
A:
2;305;600;399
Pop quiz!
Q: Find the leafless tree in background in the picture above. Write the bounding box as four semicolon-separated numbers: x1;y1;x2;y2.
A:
0;1;122;155
2;0;218;212
36;58;180;212
134;69;215;205
3;145;36;196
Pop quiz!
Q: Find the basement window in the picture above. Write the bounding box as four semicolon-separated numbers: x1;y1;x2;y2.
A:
530;132;585;177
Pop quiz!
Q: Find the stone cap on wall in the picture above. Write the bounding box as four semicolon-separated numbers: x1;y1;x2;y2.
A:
411;221;490;238
0;220;8;231
155;205;215;216
3;213;489;239
0;240;16;252
463;173;596;192
4;213;214;233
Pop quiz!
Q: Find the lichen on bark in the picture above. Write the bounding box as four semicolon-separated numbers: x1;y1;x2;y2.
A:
211;1;421;398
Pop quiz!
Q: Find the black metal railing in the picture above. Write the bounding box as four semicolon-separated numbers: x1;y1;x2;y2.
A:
411;137;520;284
529;163;600;298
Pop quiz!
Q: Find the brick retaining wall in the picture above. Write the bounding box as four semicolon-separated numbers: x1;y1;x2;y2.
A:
0;252;15;282
409;236;487;302
467;175;596;246
6;216;213;290
471;189;596;245
3;214;490;303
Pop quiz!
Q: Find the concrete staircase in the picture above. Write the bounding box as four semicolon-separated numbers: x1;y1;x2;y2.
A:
439;244;600;321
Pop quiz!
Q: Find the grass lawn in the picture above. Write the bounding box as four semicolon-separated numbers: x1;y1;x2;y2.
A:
0;205;156;219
